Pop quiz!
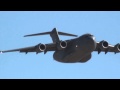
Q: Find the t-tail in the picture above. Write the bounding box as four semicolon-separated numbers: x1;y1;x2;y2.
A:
24;28;78;43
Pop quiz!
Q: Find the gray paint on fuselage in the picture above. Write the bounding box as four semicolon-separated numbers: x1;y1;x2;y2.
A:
78;54;91;63
53;34;96;63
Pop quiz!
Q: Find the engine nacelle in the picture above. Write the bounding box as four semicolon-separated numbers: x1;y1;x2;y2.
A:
36;43;46;53
114;43;120;52
57;41;67;50
99;40;109;50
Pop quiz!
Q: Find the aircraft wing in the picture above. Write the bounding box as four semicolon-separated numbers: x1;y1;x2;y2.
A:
94;41;120;54
1;43;56;54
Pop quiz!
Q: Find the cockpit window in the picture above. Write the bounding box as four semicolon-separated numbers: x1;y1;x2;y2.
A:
79;33;94;39
84;33;93;37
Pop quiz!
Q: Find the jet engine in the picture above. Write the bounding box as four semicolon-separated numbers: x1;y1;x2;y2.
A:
114;43;120;52
36;43;46;53
98;40;109;50
57;41;67;50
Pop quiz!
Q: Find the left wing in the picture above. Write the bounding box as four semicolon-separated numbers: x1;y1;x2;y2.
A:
1;43;56;54
94;40;120;54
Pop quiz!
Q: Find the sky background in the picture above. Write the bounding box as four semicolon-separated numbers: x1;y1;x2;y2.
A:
0;11;120;79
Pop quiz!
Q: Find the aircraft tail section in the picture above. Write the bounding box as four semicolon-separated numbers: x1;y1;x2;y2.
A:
50;28;60;43
24;28;78;43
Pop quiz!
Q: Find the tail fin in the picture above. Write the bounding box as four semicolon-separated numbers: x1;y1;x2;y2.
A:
24;28;78;37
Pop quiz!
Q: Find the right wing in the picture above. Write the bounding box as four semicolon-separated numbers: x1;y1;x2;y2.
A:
1;43;56;54
0;40;71;54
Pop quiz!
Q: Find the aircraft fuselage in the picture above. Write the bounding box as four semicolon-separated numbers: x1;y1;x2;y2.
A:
53;34;96;63
1;28;120;63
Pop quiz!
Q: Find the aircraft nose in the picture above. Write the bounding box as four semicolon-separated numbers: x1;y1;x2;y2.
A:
85;34;95;40
90;35;95;40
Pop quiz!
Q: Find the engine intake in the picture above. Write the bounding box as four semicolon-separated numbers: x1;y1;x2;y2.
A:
57;41;67;50
114;43;120;52
36;43;46;52
99;40;109;49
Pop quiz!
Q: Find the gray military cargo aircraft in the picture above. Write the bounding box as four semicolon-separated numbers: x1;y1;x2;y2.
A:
1;28;120;63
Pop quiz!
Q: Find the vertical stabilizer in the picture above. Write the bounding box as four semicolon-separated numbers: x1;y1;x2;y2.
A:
50;28;60;43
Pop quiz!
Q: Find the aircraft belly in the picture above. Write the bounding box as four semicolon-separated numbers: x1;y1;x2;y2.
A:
53;51;82;63
53;49;89;63
62;51;84;63
78;53;91;63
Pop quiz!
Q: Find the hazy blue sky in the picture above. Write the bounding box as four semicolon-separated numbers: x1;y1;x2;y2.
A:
0;11;120;79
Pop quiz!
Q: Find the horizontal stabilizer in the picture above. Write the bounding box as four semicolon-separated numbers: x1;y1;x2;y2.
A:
24;31;51;37
24;28;78;37
58;31;78;37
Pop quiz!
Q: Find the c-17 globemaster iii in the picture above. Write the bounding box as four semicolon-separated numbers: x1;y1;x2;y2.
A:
1;28;120;63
